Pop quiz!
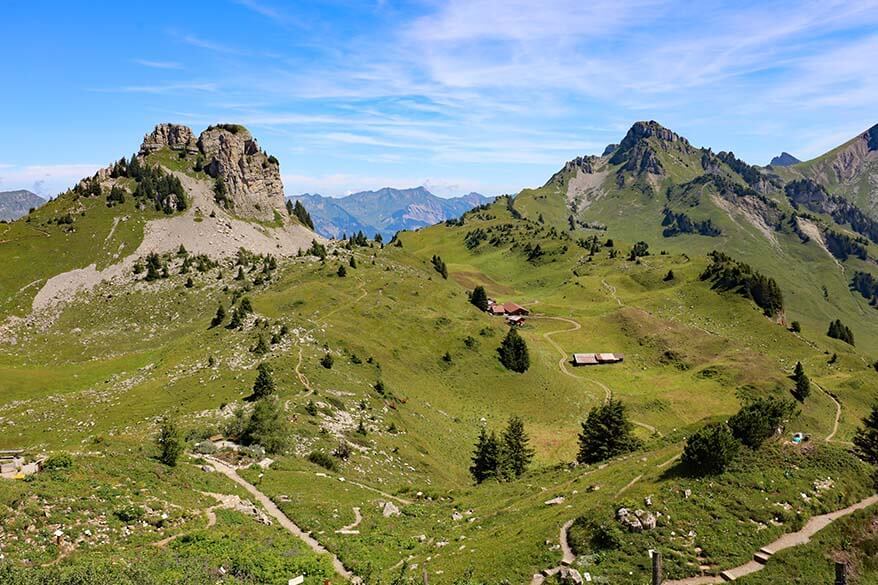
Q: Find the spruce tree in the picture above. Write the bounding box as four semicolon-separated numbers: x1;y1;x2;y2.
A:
211;304;226;328
337;264;347;277
243;396;288;453
499;416;534;479
470;285;489;311
577;399;641;464
157;416;183;467
252;333;269;355
349;256;357;269
252;362;275;399
792;361;810;401
853;403;878;464
470;427;500;483
498;328;530;373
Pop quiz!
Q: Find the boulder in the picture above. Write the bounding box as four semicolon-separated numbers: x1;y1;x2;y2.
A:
381;501;401;517
558;566;583;584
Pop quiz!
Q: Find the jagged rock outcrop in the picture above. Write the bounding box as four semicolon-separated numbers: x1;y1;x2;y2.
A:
609;121;693;178
197;125;285;221
769;152;801;167
602;143;619;156
133;123;286;222
139;123;198;155
545;155;600;187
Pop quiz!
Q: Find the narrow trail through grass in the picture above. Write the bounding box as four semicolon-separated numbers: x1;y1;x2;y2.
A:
663;495;878;584
206;456;361;583
534;314;662;437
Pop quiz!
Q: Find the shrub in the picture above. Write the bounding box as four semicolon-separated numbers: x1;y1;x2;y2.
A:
307;451;337;471
728;396;796;449
43;453;73;471
157;416;183;467
320;353;334;369
681;422;739;475
194;440;217;455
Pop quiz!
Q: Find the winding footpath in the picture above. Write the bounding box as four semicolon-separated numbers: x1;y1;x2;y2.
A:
533;314;661;437
206;456;361;583
663;494;878;584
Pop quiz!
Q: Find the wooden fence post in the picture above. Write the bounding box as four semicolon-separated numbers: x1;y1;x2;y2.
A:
651;550;662;585
835;561;846;585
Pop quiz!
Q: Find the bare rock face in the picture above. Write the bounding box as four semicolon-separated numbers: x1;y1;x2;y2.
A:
140;123;198;155
197;125;285;222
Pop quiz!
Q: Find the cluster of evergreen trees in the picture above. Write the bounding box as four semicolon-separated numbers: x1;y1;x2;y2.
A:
785;178;878;244
109;156;187;214
700;251;784;316
470;416;534;483
497;328;529;373
213;177;232;209
286;199;314;229
431;255;448;279
223;363;289;454
851;271;878;305
661;208;721;237
683;395;796;475
824;230;868;261
827;319;854;346
627;241;649;261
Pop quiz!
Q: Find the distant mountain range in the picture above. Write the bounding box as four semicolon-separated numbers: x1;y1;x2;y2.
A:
288;187;493;239
0;189;45;221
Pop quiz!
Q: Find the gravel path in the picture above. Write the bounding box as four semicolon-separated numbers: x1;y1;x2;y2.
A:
207;456;361;582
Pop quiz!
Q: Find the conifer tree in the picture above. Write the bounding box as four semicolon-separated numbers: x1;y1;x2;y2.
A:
337;264;347;277
349;256;357;269
253;333;269;355
499;416;534;479
470;427;500;483
211;304;226;328
577;399;641;464
792;361;810;401
470;285;489;311
853;403;878;464
243;396;288;453
252;362;275;399
498;328;530;373
156;416;183;467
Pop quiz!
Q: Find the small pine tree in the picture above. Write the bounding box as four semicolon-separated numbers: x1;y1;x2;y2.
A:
337;264;347;277
185;276;194;288
470;427;500;483
236;266;246;281
305;400;318;416
349;256;357;269
790;321;801;333
252;362;275;399
497;328;530;373
499;416;534;479
321;353;334;369
156;416;183;467
243;396;288;453
211;304;226;328
663;270;674;281
853;403;878;464
252;333;269;355
470;285;489;311
792;361;810;401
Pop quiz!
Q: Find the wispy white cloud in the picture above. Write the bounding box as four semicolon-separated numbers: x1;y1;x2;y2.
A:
94;82;219;94
134;59;184;70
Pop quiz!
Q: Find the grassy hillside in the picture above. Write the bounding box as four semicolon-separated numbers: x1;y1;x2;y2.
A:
1;124;876;583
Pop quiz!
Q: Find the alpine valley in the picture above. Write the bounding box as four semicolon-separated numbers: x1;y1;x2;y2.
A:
1;119;878;585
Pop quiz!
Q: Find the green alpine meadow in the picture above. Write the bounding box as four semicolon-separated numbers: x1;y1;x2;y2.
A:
2;3;878;584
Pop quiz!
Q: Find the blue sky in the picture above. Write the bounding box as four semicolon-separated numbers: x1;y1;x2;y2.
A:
1;0;877;198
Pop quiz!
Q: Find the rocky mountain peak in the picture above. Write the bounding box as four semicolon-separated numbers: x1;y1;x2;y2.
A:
197;124;284;221
769;152;801;167
619;120;690;150
139;123;198;155
133;123;285;222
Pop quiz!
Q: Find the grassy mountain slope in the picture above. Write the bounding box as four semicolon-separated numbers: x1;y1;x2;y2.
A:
0;122;876;584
